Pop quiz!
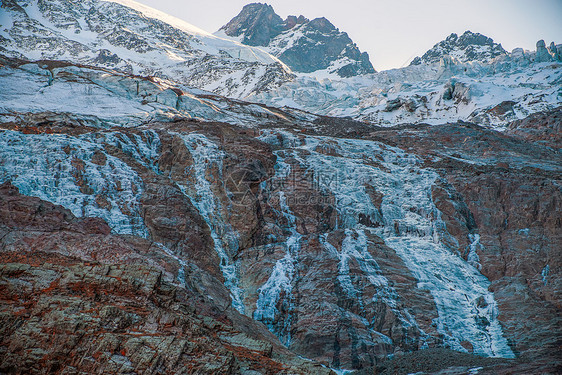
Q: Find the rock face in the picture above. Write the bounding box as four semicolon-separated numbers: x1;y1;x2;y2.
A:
0;55;561;372
410;31;507;65
0;182;332;374
218;3;375;77
219;3;285;47
505;106;562;149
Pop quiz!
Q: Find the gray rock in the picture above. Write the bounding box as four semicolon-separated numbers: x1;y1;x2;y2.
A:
218;3;284;46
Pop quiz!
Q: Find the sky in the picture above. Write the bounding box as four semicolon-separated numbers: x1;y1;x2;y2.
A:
135;0;562;71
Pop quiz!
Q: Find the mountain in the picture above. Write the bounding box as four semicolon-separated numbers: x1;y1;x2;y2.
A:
410;31;507;65
217;3;375;77
0;0;293;98
1;54;561;373
251;44;562;129
1;1;562;374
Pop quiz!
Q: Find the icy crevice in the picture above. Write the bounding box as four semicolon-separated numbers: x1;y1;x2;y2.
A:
467;233;482;271
0;130;148;236
254;153;302;346
542;265;550;286
174;132;244;313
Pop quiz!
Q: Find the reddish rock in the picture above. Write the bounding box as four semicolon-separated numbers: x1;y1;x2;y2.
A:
505;106;562;149
0;183;332;374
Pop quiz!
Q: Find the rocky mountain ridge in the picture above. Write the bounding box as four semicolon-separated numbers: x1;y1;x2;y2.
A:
410;31;508;65
238;28;561;129
217;2;375;77
250;47;562;129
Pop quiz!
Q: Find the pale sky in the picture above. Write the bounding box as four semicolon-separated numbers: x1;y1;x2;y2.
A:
135;0;562;71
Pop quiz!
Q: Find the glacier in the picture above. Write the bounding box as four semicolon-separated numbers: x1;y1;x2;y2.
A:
0;129;148;237
256;130;515;358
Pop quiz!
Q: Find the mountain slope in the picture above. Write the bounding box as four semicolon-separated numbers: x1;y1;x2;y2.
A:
0;182;333;374
218;3;375;77
0;0;293;98
2;57;561;372
250;41;562;129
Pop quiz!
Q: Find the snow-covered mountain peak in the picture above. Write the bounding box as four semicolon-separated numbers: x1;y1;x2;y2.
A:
0;0;293;97
411;30;507;65
218;2;375;77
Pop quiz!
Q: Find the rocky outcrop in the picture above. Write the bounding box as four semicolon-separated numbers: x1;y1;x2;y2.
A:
218;3;375;77
410;31;507;65
218;3;285;47
536;40;552;62
505;106;562;149
0;182;332;374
